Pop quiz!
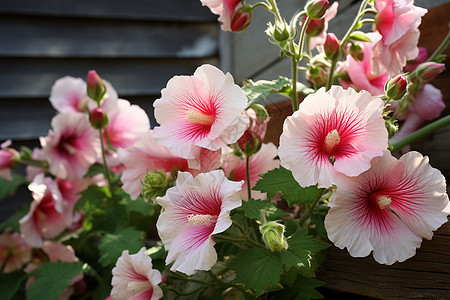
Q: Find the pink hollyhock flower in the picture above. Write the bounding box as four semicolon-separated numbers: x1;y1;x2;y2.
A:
404;47;428;73
278;86;388;188
50;76;119;114
111;247;163;300
117;131;190;200
102;99;150;150
156;170;243;275
26;148;45;181
222;143;279;200
0;231;32;273
19;174;67;247
0;140;17;181
201;0;241;32
153;64;249;166
308;1;339;51
340;32;389;96
372;0;427;75
325;150;449;265
40;112;100;180
56;178;90;227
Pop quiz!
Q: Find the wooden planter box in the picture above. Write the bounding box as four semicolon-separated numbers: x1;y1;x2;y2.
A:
263;3;450;298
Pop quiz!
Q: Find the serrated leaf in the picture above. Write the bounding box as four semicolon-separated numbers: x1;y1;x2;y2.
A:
253;167;324;206
0;271;26;300
85;163;107;177
241;198;289;221
281;230;329;272
294;276;325;300
0;173;27;201
242;77;291;107
124;196;155;215
349;31;372;42
75;184;111;211
229;248;284;295
27;262;84;300
98;227;144;267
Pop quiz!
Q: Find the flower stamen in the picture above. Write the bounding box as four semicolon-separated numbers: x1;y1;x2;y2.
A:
186;110;215;125
127;280;151;292
187;214;218;226
372;194;392;210
323;129;341;154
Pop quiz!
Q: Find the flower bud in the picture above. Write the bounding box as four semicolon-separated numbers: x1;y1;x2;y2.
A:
349;43;364;61
306;0;329;19
142;170;172;201
237;129;261;157
415;62;445;82
385;75;408;101
324;33;339;60
306;55;329;87
249;104;269;124
260;221;288;252
305;18;325;37
231;6;252;32
87;70;106;103
89;107;109;129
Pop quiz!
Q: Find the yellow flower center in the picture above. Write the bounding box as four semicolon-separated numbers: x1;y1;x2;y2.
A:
374;194;392;210
127;280;151;292
323;129;341;154
186;110;215;125
187;214;217;226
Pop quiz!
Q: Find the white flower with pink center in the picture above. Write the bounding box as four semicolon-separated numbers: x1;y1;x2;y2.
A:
156;170;243;275
117;131;190;200
222;143;280;200
40;112;100;180
325;150;449;265
111;247;163;300
19;174;67;247
372;0;427;75
278;86;388;188
153;64;249;167
0;231;32;274
102;99;150;150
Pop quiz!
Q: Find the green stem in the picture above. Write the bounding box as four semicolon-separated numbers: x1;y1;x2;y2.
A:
390;115;450;152
14;158;48;169
291;55;299;111
98;128;112;187
325;58;338;90
246;155;252;200
215;234;266;249
428;28;450;62
167;272;230;288
298;189;327;227
266;0;282;21
250;1;271;11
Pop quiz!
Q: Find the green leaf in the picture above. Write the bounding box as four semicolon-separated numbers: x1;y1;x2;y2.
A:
75;184;111;211
123;195;155;215
242;77;291;106
85;163;107;177
228;248;284;295
294;276;325;300
349;31;372;42
253;167;324;206
0;271;26;300
0;173;27;201
241;198;289;221
27;261;84;300
281;230;329;272
98;227;144;267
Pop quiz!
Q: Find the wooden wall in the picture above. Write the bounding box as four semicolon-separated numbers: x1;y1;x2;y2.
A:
0;0;219;141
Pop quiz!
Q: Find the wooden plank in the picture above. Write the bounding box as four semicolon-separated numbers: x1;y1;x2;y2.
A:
0;16;218;58
0;57;219;98
318;221;450;300
0;0;216;22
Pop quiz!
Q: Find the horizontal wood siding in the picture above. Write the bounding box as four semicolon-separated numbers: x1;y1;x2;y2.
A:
0;0;219;140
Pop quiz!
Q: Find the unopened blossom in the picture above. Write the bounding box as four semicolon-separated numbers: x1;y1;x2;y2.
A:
19;174;67;247
201;0;242;32
153;64;249;167
117;131;189;199
372;0;427;75
0;140;17;181
222;143;279;200
308;1;338;51
339;32;388;96
278;86;388;188
102;99;150;150
40;112;100;180
111;247;163;300
325;150;449;265
0;231;32;273
156;170;243;275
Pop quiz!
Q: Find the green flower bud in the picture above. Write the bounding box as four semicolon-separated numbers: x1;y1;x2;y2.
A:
86;70;106;103
142;170;171;200
260;221;288;252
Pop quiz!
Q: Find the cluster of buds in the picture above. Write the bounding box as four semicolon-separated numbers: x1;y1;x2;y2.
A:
306;55;330;87
142;170;174;201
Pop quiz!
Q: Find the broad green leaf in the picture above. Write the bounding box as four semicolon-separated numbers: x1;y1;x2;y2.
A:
0;271;26;300
242;77;291;107
75;184;111;211
0;173;27;201
253;167;324;206
123;195;155;215
98;227;144;267
294;276;325;300
85;163;106;177
228;248;284;295
241;198;289;221
27;262;84;300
